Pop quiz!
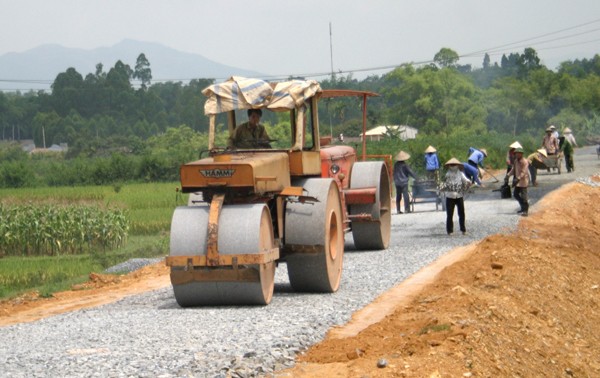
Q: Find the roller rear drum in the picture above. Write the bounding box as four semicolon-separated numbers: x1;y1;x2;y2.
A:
349;161;391;250
285;179;344;292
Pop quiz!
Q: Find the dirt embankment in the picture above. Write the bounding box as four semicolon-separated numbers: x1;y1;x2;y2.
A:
282;179;600;377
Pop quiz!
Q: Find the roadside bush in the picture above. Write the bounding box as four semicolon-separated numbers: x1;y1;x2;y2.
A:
109;153;137;182
0;142;28;162
0;160;37;188
138;153;178;182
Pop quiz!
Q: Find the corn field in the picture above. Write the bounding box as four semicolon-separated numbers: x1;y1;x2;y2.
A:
0;204;129;256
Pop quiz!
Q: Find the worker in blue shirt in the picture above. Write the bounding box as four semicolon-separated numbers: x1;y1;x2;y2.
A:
467;147;487;169
424;145;440;182
463;162;484;187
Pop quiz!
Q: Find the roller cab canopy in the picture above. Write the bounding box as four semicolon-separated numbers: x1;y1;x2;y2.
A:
202;77;322;152
203;76;321;114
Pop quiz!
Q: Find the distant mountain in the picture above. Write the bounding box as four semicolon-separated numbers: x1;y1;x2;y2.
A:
0;39;263;92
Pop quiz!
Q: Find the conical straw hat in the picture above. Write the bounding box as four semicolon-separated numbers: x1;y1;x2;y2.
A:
444;157;464;170
509;141;522;149
563;127;572;133
479;148;488;157
537;148;548;157
395;151;411;161
424;145;437;153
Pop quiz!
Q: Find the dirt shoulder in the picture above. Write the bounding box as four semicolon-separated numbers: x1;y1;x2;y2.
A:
0;262;170;327
280;178;600;377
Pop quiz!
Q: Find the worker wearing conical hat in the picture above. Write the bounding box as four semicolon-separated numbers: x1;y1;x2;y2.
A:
506;147;530;216
559;131;575;173
424;145;440;181
467;147;487;171
542;126;559;156
395;150;411;161
440;158;471;235
506;141;523;175
549;125;559;139
526;148;547;186
393;151;417;214
563;127;577;147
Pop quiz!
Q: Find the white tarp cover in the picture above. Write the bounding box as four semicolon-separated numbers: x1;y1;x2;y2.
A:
202;76;273;115
202;76;321;115
268;80;321;111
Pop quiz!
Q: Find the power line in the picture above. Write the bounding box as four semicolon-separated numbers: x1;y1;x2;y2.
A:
534;37;600;52
463;27;600;58
235;18;600;80
481;37;600;60
462;17;600;57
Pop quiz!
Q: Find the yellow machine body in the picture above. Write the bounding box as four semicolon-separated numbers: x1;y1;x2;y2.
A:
179;152;292;194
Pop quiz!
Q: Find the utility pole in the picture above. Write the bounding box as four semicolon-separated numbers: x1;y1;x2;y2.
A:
329;22;335;82
42;125;46;149
329;22;334;138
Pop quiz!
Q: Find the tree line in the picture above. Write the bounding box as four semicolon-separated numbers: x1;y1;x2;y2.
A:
1;48;600;188
320;48;600;141
0;54;212;152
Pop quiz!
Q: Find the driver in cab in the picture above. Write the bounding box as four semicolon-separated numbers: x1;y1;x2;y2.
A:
228;109;271;148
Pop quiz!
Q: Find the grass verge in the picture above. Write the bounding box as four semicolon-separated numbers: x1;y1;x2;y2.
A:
0;234;168;299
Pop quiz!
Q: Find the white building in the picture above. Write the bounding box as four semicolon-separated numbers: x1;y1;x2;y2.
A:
362;125;418;142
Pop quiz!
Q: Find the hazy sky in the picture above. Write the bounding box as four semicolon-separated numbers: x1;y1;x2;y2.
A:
2;0;600;80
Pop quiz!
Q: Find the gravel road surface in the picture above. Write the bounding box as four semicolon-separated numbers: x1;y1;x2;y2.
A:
1;146;598;377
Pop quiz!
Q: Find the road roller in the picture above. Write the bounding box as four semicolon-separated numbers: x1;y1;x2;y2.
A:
165;78;391;306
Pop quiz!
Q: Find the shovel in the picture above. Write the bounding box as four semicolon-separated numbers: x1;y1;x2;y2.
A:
479;167;500;183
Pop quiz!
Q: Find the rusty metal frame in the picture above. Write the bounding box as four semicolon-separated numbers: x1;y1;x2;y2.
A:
347;213;379;223
206;193;225;266
320;89;379;162
343;187;377;205
165;247;280;268
170;267;260;285
282;244;325;254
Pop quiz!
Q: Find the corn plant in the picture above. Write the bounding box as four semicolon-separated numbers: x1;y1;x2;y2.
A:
0;204;129;256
